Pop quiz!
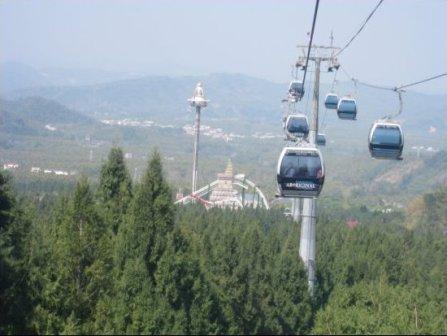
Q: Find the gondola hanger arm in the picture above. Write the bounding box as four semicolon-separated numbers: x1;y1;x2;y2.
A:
384;88;404;120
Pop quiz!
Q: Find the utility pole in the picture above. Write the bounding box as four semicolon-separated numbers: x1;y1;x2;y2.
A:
188;82;209;195
295;43;339;294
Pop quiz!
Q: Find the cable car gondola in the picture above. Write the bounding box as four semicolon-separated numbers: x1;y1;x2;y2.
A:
368;121;404;160
285;114;309;140
317;133;326;146
337;97;357;120
277;146;325;198
288;80;305;102
324;93;338;109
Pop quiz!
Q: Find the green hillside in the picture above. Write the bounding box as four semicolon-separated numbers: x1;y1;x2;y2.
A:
1;148;445;334
1;97;95;126
9;73;446;151
2;100;445;208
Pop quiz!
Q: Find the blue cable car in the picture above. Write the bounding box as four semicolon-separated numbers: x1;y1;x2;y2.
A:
324;93;338;109
285;114;309;140
277;146;325;198
368;121;404;160
288;80;305;102
317;133;326;146
337;97;357;120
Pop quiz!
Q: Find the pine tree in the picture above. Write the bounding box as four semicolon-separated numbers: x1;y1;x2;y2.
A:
0;170;32;334
98;147;132;234
92;147;132;332
110;150;175;333
116;150;173;274
32;177;105;333
313;280;447;334
269;234;313;334
154;227;225;334
0;171;14;230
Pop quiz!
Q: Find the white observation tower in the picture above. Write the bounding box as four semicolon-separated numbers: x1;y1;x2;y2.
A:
188;82;209;194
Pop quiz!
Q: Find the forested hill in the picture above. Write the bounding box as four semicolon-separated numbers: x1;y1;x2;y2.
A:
8;70;447;140
1;147;446;334
337;150;447;203
0;96;96;135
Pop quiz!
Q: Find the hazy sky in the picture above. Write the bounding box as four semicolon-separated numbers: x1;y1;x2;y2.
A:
1;0;446;93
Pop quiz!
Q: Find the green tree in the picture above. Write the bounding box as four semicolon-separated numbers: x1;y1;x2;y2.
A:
0;171;32;333
110;150;175;333
153;228;224;334
32;177;106;333
98;147;132;234
92;147;132;332
269;235;313;334
313;280;447;334
117;150;173;274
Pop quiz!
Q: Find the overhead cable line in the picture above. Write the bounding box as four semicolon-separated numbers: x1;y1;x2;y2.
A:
340;66;447;92
335;0;385;57
302;0;320;88
396;73;447;90
330;68;339;91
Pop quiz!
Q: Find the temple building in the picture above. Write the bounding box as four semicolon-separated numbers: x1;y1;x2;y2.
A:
208;160;243;209
175;159;269;210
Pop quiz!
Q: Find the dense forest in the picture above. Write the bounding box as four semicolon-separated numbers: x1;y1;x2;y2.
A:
1;147;446;334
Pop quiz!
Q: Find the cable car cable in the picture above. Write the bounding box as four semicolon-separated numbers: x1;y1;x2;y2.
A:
341;66;447;92
335;0;385;57
302;0;320;89
330;68;338;91
396;73;447;90
355;80;394;91
339;66;360;99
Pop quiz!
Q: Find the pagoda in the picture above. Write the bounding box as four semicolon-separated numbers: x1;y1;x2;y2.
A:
208;160;243;209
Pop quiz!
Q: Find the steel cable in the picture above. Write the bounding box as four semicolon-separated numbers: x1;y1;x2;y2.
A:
335;0;385;57
302;0;320;89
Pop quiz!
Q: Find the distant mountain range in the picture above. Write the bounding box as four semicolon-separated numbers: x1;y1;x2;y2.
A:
0;96;96;136
0;63;446;204
0;62;141;93
1;62;446;147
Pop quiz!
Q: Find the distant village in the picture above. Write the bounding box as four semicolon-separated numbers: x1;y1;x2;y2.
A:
101;118;282;142
2;143;439;179
2;163;77;177
1;118;440;178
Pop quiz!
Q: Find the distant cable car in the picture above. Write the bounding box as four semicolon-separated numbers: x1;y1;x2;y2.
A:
317;133;326;146
285;114;309;140
368;121;404;160
337;97;357;120
277;146;325;198
288;80;305;102
324;93;339;109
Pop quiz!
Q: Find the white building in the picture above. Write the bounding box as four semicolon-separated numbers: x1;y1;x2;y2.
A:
45;124;57;131
3;163;19;170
